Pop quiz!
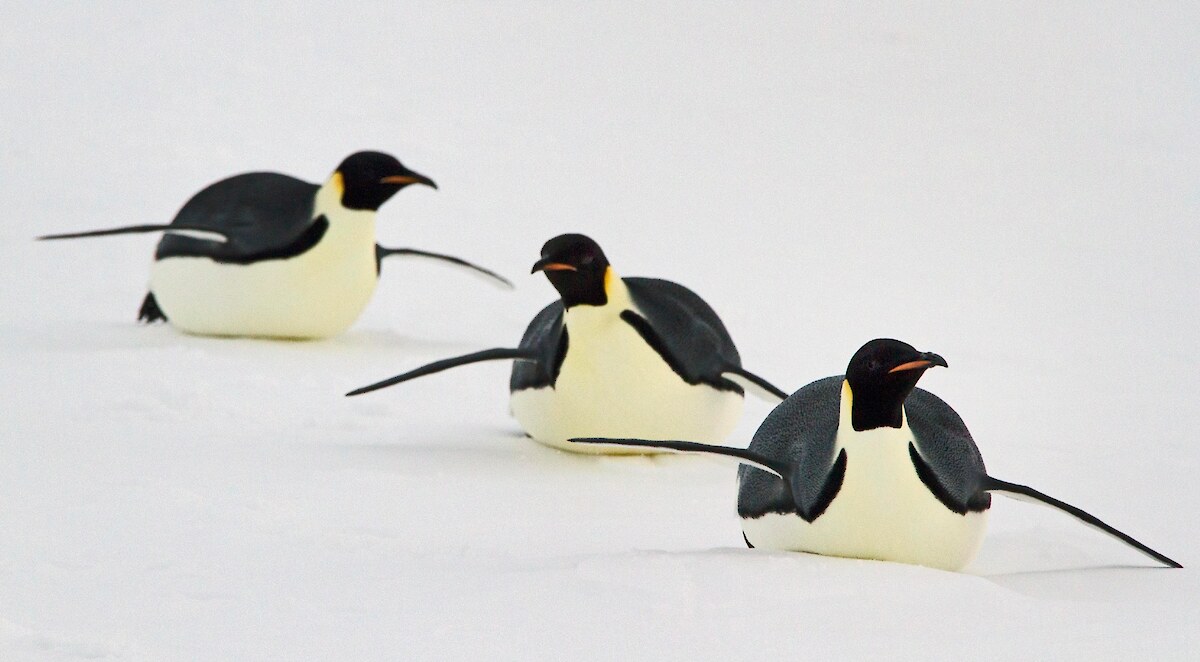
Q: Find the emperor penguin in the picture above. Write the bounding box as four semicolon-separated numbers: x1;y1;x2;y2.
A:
571;338;1180;570
39;151;511;340
347;233;788;453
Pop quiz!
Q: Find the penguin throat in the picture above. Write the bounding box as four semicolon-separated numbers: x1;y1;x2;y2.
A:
848;381;915;431
342;188;398;212
551;266;612;309
315;179;376;225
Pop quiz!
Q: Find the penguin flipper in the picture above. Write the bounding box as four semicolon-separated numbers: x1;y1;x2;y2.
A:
906;387;992;513
738;376;842;521
375;245;513;289
720;366;788;402
346;347;537;396
982;476;1182;569
568;437;793;478
623;278;744;393
137;292;167;323
38;224;230;243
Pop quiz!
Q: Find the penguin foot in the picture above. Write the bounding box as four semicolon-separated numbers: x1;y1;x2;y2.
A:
138;292;168;324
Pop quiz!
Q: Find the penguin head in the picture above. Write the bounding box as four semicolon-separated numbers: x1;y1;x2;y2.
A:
335;151;437;211
845;338;948;431
531;234;611;308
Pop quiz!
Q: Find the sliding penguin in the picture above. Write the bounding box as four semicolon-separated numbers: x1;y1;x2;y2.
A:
348;233;788;453
39;151;510;340
572;338;1180;570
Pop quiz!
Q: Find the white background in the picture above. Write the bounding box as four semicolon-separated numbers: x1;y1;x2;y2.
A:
1;3;1197;659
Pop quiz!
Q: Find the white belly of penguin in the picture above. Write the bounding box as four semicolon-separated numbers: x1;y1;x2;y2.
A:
742;401;987;571
509;303;743;454
149;204;379;340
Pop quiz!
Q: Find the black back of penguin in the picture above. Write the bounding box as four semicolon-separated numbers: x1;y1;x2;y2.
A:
155;173;320;262
625;277;742;388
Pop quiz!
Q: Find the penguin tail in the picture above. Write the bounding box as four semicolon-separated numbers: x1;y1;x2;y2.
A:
720;366;789;403
567;437;793;478
38;224;230;243
982;476;1182;568
346;347;536;396
137;292;168;324
375;245;513;289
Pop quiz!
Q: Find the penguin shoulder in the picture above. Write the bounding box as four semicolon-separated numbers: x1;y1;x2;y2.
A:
621;276;742;382
905;388;991;513
624;277;736;346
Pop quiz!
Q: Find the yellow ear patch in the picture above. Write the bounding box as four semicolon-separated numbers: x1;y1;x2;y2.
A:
330;171;345;196
603;266;614;296
842;379;853;407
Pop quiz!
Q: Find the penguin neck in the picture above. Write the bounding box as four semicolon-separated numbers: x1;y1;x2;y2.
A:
562;267;629;330
313;174;376;244
315;173;376;224
843;379;909;432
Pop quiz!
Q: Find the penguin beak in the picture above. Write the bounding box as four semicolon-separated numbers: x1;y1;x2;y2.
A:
888;352;948;374
380;172;438;189
531;257;577;274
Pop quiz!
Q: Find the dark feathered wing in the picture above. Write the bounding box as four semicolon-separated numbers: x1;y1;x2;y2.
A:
375;246;513;288
572;379;842;522
567;437;793;476
346;347;537;396
908;390;1179;566
625;277;774;395
981;477;1181;568
905;388;993;514
155;172;321;262
738;376;844;521
345;300;564;398
508;301;568;392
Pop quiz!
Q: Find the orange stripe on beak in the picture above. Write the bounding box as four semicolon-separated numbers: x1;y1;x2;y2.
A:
380;175;421;185
539;262;577;272
888;360;933;374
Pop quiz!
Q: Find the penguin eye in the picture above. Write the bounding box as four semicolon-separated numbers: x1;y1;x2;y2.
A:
868;360;881;373
580;253;595;265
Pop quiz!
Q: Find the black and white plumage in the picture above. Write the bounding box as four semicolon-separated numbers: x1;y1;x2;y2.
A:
572;338;1181;570
348;234;787;453
39;151;510;339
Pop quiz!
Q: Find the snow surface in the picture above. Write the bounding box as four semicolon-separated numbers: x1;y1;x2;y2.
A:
2;3;1198;660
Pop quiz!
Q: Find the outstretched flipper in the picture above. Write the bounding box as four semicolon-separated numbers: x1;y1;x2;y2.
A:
138;292;168;324
721;366;789;402
983;476;1182;568
569;437;792;478
571;435;844;523
347;347;537;397
38;224;230;243
376;245;513;289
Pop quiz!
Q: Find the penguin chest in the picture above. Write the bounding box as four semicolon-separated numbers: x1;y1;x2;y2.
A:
149;214;378;340
742;424;987;571
509;307;742;453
